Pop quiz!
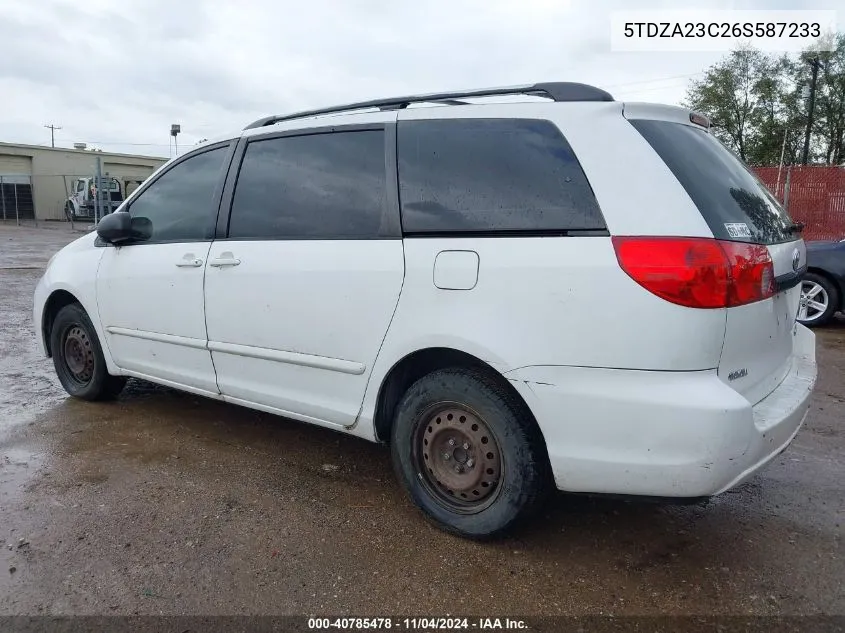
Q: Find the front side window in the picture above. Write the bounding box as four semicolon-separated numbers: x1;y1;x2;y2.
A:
228;130;388;239
398;119;605;233
76;180;85;192
128;146;227;242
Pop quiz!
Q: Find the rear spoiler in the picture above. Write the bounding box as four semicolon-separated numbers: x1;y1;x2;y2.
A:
622;103;711;131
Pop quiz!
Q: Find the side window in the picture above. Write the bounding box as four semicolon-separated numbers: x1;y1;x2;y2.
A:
128;146;227;243
76;180;85;193
228;130;387;239
398;119;605;233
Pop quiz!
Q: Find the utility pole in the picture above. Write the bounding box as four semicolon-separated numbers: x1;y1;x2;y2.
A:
44;123;62;148
801;57;821;165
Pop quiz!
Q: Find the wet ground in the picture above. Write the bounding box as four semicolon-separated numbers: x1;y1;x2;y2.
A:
0;223;842;616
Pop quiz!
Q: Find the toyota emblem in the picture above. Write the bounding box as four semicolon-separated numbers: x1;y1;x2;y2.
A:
792;249;801;272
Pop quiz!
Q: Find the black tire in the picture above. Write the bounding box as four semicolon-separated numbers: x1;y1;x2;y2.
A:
799;272;839;327
50;303;126;400
391;367;550;539
64;203;76;222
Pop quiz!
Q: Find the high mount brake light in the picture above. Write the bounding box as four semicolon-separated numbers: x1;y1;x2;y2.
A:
689;112;711;128
612;236;775;309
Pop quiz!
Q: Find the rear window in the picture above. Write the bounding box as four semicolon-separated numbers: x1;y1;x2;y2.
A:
630;119;794;245
397;119;605;234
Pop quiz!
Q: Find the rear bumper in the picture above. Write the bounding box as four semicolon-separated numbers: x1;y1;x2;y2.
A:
505;325;817;497
713;325;816;494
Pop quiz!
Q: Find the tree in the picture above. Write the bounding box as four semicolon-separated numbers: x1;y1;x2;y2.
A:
685;37;845;165
813;34;845;164
744;54;796;165
685;48;775;162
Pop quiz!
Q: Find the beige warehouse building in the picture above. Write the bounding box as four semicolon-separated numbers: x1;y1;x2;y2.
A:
0;142;166;222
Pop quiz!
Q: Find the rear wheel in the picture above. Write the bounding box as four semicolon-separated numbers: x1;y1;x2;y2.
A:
50;303;126;400
391;368;549;539
799;273;838;327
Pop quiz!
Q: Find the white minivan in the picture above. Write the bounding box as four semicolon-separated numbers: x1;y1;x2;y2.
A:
34;83;817;538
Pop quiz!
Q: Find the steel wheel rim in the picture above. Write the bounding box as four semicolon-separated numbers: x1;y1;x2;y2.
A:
799;281;829;322
63;325;95;385
412;403;503;514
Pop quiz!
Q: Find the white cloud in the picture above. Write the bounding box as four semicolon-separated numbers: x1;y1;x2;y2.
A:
1;0;841;156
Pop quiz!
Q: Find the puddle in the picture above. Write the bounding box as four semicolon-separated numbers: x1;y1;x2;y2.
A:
0;447;43;505
0;269;66;433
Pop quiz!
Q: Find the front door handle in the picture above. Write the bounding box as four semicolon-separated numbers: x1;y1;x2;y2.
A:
209;252;241;267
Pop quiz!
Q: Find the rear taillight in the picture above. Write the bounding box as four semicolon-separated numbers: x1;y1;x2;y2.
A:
612;236;774;309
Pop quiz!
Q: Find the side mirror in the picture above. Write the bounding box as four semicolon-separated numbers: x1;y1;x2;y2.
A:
130;216;153;241
96;212;132;244
96;212;152;244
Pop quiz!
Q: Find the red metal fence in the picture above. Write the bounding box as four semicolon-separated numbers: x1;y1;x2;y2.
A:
753;165;845;241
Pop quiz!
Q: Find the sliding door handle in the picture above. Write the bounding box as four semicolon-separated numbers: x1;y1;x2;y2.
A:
208;257;241;267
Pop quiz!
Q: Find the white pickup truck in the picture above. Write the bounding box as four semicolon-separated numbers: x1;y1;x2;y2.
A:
65;177;123;221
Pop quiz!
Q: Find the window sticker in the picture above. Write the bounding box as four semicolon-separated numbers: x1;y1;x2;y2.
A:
724;222;752;238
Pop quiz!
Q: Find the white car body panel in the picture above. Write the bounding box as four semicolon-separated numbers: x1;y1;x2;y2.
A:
204;239;405;428
364;236;726;372
717;240;806;405
33;232;113;367
505;324;815;495
96;241;219;394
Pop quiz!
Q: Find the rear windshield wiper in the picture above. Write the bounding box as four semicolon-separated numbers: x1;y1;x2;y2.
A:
786;222;804;235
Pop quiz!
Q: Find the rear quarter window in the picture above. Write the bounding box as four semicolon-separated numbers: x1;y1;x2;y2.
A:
397;119;605;234
630;119;794;245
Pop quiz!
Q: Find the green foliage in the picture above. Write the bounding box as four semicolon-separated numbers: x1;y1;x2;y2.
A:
685;34;845;166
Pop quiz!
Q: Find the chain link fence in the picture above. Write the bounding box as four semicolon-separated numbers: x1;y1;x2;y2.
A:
754;165;845;241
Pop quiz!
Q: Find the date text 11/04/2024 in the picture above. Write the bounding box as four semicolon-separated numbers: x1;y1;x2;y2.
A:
307;617;528;630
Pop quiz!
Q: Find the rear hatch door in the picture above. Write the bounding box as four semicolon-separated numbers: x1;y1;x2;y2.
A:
626;105;804;404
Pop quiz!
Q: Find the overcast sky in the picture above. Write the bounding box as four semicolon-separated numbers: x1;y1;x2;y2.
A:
1;0;841;158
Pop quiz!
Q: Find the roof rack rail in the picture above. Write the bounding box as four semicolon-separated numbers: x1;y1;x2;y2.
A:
243;82;613;130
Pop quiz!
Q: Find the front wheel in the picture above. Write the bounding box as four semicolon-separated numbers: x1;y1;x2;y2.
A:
798;273;838;327
391;368;550;539
50;303;126;400
64;203;76;222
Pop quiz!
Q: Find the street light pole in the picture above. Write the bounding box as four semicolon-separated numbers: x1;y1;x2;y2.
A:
171;124;181;158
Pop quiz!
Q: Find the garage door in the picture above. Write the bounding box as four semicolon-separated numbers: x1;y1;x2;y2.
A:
0;154;34;220
0;154;32;175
